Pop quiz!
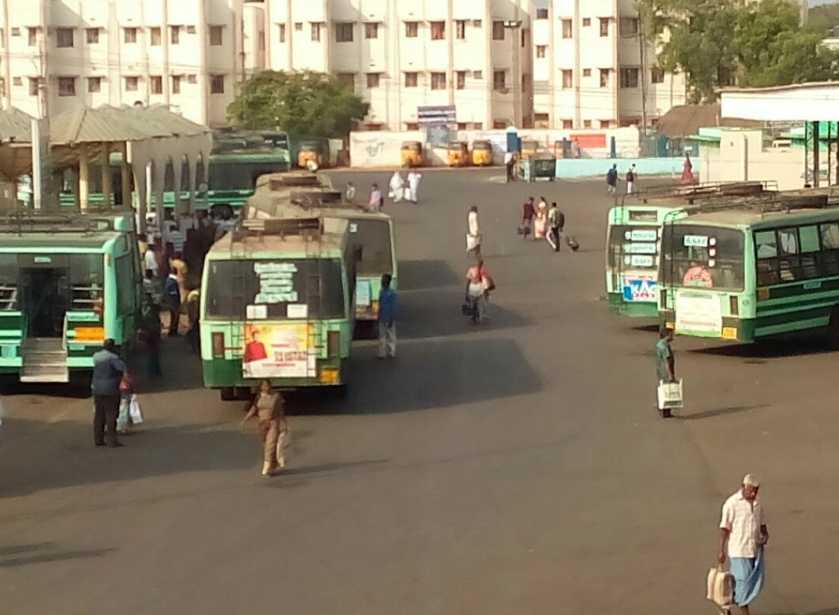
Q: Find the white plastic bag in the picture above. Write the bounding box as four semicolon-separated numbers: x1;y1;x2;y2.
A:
657;379;683;410
706;565;734;607
129;394;144;425
117;396;131;432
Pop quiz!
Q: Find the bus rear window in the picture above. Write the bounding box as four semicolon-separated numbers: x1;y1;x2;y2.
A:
206;259;345;320
608;225;660;271
0;254;17;309
208;162;285;192
349;220;393;275
661;225;745;291
70;254;105;310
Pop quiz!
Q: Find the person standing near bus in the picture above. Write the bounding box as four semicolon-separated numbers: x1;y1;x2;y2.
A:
626;164;637;195
241;380;289;477
164;270;181;337
655;327;676;418
92;339;126;448
606;164;619;194
377;273;397;359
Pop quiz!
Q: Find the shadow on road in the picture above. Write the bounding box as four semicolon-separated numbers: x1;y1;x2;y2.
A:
397;259;461;291
273;458;389;478
289;336;541;416
0;542;115;567
691;335;836;359
677;404;771;421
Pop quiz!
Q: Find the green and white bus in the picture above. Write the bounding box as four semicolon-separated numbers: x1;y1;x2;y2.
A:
200;217;357;400
658;193;839;343
606;182;772;318
245;175;397;326
0;210;144;384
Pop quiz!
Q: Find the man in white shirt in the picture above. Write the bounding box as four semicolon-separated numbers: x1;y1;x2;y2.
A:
718;474;769;614
504;151;515;182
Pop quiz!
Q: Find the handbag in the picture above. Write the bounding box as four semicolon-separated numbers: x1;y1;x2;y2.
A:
128;394;144;425
706;565;734;608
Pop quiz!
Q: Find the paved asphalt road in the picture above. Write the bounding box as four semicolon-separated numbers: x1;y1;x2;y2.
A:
2;169;839;615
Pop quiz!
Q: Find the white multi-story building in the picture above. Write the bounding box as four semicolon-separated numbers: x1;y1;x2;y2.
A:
532;0;687;130
0;0;244;126
261;0;534;131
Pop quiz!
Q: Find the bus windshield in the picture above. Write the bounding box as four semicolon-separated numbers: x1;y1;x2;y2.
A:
350;219;393;275
208;161;287;192
661;225;745;291
205;259;345;320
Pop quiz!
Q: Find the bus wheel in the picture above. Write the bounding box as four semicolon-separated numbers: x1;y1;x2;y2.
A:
220;387;236;401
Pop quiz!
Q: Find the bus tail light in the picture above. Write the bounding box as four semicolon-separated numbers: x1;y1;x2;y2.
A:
729;295;739;316
212;332;225;359
327;331;340;358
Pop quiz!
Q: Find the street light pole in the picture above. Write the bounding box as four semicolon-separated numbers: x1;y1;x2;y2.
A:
504;20;523;128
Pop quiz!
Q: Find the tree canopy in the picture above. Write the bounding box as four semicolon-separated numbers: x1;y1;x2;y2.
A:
642;0;839;103
226;70;369;139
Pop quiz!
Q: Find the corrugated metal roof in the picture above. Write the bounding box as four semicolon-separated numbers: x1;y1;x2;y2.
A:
657;104;763;139
0;107;34;143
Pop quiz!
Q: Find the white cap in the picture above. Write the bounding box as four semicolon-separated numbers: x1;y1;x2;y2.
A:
743;474;760;487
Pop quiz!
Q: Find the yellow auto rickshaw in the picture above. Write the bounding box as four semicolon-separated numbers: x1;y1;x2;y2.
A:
400;141;424;167
472;140;493;166
447;141;469;167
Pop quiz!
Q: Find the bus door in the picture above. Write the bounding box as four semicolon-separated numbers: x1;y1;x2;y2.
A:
19;255;70;338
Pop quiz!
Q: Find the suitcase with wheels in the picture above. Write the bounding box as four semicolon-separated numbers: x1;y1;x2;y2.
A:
565;235;580;251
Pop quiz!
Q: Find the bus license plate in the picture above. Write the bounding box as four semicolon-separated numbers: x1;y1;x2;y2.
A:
722;327;738;340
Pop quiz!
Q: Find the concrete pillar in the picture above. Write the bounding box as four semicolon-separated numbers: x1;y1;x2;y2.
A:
120;142;131;209
101;143;112;208
72;168;80;211
79;146;90;211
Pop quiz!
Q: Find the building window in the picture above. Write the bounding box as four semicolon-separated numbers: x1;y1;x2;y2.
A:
170;25;180;44
12;77;22;86
620;67;639;88
210;25;223;46
186;25;196;34
337;73;355;89
405;72;418;87
583;17;591;27
583;119;592;128
11;27;20;37
28;77;40;96
405;122;419;131
57;76;75;96
0;78;5;97
125;76;139;91
599;119;612;129
335;23;353;43
405;21;418;38
86;28;99;44
536;45;546;58
536;8;549;19
294;22;303;31
172;75;182;94
456;71;466;90
493;120;508;129
311;22;323;43
651;67;665;84
150;75;163;94
620;17;639;37
430;21;445;40
27;27;38;47
562;119;573;129
124;27;137;43
493;70;506;91
278;24;286;43
562;69;572;89
366;73;380;88
534;113;549;126
492;21;504;40
600;68;610;88
473;20;482;29
56;28;74;48
210;74;224;94
562;19;572;39
430;72;446;90
150;27;161;46
473;70;482;80
599;18;609;37
365;23;378;39
583;68;591;77
187;74;197;84
456;20;466;40
88;76;101;93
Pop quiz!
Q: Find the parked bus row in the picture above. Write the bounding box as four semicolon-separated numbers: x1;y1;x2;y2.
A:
606;183;839;345
200;172;398;401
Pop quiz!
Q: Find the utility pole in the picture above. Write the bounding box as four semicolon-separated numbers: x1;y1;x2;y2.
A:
637;2;649;137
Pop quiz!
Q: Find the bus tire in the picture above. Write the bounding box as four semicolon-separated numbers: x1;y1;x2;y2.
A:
220;387;236;401
829;308;839;349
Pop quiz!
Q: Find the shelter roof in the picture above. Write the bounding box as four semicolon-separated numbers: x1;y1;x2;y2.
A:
656;104;762;138
720;82;839;122
0;107;35;142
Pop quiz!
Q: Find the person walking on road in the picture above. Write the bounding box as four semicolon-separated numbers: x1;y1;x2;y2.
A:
407;170;422;204
464;260;494;324
547;202;565;252
520;197;535;239
719;474;769;615
368;183;384;212
242;380;289;477
164;269;181;337
505;150;516;182
92;339;126;448
655;327;676;418
606;164;619;195
626;164;637;195
377;273;397;359
466;205;481;257
389;171;406;203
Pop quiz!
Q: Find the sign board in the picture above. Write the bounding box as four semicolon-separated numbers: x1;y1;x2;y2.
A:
675;292;722;335
417;105;456;126
622;277;657;303
242;323;314;379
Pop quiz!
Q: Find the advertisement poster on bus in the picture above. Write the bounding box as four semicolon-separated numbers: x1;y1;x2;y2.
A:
622;276;657;302
242;323;312;378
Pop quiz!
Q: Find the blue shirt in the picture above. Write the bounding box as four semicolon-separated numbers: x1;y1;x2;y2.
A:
378;287;397;325
91;349;127;396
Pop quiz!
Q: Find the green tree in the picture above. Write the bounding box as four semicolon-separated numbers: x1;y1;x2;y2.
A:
226;70;369;139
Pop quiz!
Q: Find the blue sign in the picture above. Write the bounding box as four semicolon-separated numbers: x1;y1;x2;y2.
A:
622;278;657;302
